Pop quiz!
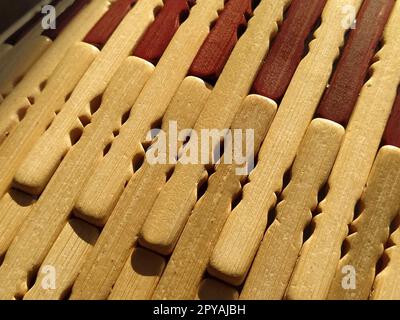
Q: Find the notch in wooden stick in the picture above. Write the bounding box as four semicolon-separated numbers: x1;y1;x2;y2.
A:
152;95;276;299
83;0;137;49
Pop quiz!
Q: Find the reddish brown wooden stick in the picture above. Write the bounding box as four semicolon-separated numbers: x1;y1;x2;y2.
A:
252;0;327;101
132;0;190;64
42;0;91;41
316;0;395;126
382;90;400;148
5;12;42;45
83;0;137;48
189;0;253;82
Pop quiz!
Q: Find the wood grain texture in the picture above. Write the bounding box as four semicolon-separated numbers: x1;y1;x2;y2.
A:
371;222;400;300
382;90;400;148
0;0;111;145
0;35;51;97
0;57;153;299
315;0;394;126
196;279;239;300
189;0;253;82
0;189;35;258
42;0;91;41
152;96;276;299
11;0;161;195
287;1;400;299
252;0;327;101
23;219;99;300
209;0;363;287
327;146;400;300
108;248;165;300
136;0;289;256
73;0;224;225
0;0;54;45
141;96;276;256
70;77;210;299
240;119;344;299
5;9;47;46
133;0;190;64
83;0;136;48
0;43;97;197
0;0;82;96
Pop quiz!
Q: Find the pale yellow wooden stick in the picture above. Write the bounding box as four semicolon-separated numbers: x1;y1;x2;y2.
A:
0;0;77;96
209;0;363;287
70;77;210;299
11;0;162;196
196;279;239;300
108;247;165;300
75;76;211;226
240;118;344;299
23;219;99;300
0;57;153;299
152;96;276;299
371;222;400;300
0;189;35;258
0;43;97;197
137;0;289;256
0;0;110;144
287;3;400;300
74;0;225;224
327;146;400;300
0;44;11;60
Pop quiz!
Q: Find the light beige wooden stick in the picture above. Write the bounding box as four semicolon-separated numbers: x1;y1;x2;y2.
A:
371;221;400;300
23;219;99;300
0;57;153;299
0;43;97;197
70;77;210;299
327;146;400;300
73;0;225;224
0;189;35;258
108;247;165;300
136;0;289;256
0;0;77;96
240;118;344;299
209;0;364;287
0;44;12;60
0;0;110;145
196;278;239;300
152;96;276;299
287;3;400;300
11;0;162;196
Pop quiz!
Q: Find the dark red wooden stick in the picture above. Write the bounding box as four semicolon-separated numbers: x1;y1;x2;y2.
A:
382;90;400;148
315;0;395;126
189;0;253;82
252;0;327;101
133;0;190;65
83;0;137;49
43;0;91;41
